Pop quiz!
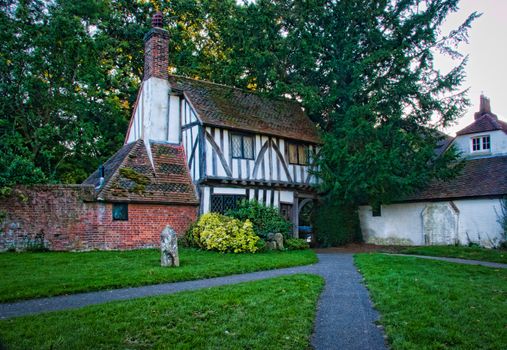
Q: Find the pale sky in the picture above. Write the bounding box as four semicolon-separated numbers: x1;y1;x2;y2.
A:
436;0;507;135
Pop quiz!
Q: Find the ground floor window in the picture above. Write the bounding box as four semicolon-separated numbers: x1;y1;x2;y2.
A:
210;195;246;214
112;203;128;221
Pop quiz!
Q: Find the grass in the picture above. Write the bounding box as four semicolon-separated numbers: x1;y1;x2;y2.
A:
400;245;507;264
0;248;316;303
355;254;507;350
0;274;324;350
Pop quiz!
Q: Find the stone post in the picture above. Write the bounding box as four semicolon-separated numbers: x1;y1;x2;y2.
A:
161;225;179;267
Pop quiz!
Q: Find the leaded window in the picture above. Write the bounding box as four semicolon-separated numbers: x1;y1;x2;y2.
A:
231;134;254;159
288;142;308;165
112;203;128;221
210;195;246;214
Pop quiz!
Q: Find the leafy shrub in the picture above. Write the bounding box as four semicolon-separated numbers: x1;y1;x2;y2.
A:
191;213;259;253
286;238;309;250
313;199;362;247
226;200;292;239
255;239;267;252
180;221;199;248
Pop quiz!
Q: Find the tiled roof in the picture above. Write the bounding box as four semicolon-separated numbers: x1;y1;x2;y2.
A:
456;114;507;136
168;75;321;144
83;140;198;205
403;155;507;201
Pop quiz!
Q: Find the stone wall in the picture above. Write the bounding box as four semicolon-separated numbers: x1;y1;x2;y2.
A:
0;185;197;251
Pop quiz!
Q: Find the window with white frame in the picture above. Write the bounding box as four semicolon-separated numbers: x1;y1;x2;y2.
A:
471;135;491;152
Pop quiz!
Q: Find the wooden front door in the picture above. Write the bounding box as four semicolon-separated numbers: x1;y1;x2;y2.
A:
280;203;293;223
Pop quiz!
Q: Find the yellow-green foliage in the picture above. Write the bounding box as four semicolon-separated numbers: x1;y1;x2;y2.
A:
192;213;259;253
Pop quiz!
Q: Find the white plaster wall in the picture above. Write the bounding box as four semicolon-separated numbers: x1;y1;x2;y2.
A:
453;130;507;157
125;77;181;144
359;202;426;245
359;198;505;247
456;198;504;246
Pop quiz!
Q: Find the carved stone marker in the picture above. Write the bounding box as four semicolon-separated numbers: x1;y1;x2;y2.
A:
161;225;179;267
266;232;284;250
273;233;284;250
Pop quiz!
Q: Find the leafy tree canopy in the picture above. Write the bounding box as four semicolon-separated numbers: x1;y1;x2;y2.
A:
218;0;476;206
1;0;475;209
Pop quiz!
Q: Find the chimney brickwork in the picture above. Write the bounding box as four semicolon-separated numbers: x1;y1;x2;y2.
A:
143;13;169;81
474;94;498;120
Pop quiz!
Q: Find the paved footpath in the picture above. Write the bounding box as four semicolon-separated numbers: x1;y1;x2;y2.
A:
0;253;387;350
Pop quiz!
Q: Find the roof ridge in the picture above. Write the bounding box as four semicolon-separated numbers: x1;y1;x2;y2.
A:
97;140;144;199
169;74;302;106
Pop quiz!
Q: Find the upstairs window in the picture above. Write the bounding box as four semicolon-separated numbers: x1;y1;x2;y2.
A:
288;143;308;165
471;135;491;152
231;134;254;159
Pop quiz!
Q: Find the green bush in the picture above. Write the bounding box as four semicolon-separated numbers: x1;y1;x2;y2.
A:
226;200;292;239
286;238;309;250
181;221;199;248
312;199;362;247
190;213;259;253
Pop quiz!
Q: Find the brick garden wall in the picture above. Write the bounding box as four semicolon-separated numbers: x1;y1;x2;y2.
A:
96;203;197;250
0;185;197;251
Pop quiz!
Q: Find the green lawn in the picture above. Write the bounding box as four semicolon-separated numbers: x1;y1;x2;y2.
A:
400;245;507;264
355;254;507;350
0;248;316;303
0;274;324;350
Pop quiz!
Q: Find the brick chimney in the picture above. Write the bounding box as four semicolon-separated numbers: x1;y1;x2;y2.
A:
474;94;498;120
125;11;180;150
144;11;169;81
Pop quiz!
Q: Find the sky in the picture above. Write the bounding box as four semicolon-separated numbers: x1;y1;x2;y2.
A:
436;0;507;135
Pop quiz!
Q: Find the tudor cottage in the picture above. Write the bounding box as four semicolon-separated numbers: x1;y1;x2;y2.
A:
86;12;321;237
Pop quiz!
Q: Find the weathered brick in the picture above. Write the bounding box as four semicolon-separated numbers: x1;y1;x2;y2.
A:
0;185;197;251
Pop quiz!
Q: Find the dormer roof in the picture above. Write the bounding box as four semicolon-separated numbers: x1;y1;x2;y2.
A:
456;95;507;136
168;75;321;144
456;114;507;136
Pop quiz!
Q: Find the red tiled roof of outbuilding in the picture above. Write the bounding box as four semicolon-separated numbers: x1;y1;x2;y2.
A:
83;140;198;205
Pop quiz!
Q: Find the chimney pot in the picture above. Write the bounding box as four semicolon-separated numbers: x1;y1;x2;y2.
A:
152;11;164;28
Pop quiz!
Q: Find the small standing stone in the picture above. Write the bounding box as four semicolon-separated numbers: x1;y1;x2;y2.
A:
161;225;179;267
266;241;277;250
274;233;284;250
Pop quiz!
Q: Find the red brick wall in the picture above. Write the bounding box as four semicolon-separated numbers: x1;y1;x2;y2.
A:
97;203;197;250
0;185;197;251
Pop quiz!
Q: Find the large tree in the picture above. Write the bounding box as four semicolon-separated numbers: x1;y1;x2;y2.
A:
0;0;237;186
216;0;476;206
1;0;475;217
